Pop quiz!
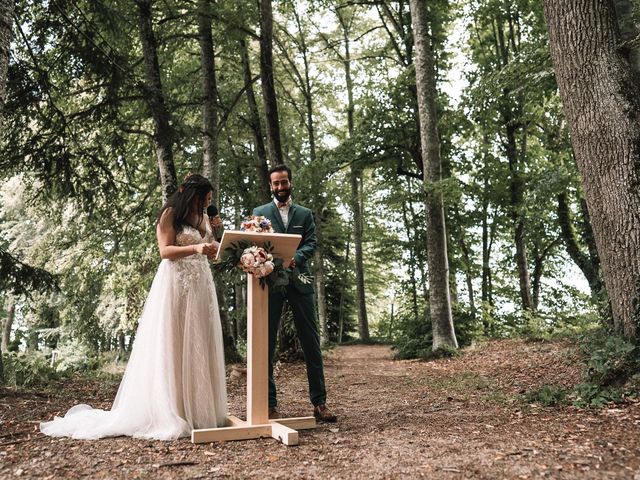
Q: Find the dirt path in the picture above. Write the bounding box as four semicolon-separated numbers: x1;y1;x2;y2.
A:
2;339;640;479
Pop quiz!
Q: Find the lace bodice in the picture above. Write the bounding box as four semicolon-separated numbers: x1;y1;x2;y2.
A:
172;223;216;300
176;223;214;246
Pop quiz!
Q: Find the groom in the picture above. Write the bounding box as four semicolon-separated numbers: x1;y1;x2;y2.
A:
253;164;337;423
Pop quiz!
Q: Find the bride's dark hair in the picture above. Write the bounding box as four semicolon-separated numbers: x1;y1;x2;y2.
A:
158;174;213;232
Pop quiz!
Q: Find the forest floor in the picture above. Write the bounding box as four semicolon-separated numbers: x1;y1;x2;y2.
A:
1;338;640;479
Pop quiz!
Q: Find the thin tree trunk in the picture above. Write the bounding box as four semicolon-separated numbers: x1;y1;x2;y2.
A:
458;235;476;317
405;179;428;300
410;0;457;350
239;37;270;202
259;0;283;165
291;5;328;344
198;0;220;205
337;238;350;344
351;170;369;342
481;158;493;324
506;123;534;311
198;2;240;362
0;0;12;382
401;198;420;320
0;0;14;116
531;238;561;310
2;294;14;352
337;8;369;342
557;192;603;296
136;0;177;201
543;0;640;338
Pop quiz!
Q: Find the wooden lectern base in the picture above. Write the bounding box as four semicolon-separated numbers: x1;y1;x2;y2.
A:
194;234;317;445
191;415;316;445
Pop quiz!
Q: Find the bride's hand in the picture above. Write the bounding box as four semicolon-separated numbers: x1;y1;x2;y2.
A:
201;242;218;258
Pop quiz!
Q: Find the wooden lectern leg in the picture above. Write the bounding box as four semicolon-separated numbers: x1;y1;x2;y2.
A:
247;274;268;425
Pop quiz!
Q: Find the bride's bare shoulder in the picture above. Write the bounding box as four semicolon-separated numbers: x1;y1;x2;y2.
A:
158;208;176;231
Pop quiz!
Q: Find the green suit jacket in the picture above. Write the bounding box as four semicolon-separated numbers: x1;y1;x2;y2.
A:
253;201;316;294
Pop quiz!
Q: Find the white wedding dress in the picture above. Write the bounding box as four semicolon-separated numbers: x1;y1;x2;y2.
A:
40;224;228;440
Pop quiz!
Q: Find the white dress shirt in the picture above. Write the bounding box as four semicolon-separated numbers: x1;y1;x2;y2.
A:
274;197;292;229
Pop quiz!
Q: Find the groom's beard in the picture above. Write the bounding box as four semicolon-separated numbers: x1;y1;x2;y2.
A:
272;189;291;203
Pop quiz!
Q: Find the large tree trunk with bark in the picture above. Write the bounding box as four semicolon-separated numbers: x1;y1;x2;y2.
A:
259;0;283;166
239;37;270;202
410;0;457;350
136;0;177;201
543;0;640;339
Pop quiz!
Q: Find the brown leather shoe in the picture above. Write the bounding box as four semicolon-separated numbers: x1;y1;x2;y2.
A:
268;407;280;420
313;404;337;422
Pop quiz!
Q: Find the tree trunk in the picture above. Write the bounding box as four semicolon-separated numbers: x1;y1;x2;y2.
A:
506;123;534;311
543;0;640;338
337;8;369;342
0;0;14;116
557;192;603;296
292;6;328;344
458;235;476;318
259;0;283;166
239;37;270;202
401;198;420;321
198;0;220;205
0;1;12;381
337;238;350;344
410;0;457;350
198;2;240;362
136;0;177;201
2;294;14;352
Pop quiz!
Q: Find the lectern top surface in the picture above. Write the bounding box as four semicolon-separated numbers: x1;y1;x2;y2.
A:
216;230;302;262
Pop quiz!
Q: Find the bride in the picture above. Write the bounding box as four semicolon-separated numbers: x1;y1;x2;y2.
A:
40;174;228;440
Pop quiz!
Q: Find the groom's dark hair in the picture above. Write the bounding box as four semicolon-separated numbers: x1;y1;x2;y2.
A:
268;164;292;181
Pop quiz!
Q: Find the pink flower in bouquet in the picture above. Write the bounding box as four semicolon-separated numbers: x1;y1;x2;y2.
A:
238;246;275;278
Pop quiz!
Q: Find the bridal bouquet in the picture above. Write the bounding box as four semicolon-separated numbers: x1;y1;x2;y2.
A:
239;245;275;278
240;216;273;233
214;216;311;290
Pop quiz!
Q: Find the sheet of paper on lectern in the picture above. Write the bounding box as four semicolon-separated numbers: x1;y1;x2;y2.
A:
216;231;302;267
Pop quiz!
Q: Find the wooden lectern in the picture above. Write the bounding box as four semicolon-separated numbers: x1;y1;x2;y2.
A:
191;231;317;445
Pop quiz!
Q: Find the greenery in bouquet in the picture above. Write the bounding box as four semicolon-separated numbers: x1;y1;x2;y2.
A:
214;240;312;291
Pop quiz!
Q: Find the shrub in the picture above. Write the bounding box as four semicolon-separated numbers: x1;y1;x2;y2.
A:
2;352;59;388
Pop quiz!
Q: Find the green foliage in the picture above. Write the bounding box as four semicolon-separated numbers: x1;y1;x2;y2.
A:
390;304;432;360
451;303;483;348
0;249;58;297
572;331;639;408
524;385;569;406
2;352;59;389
